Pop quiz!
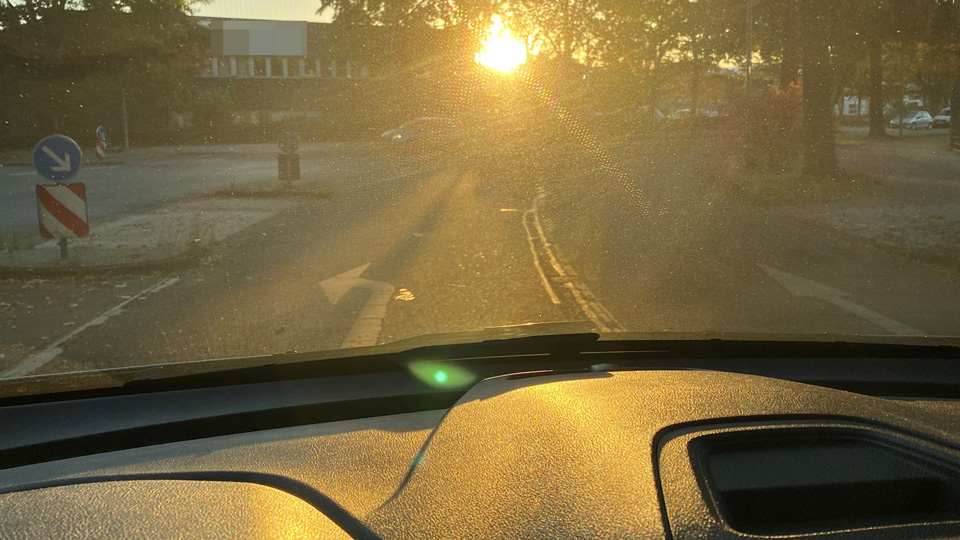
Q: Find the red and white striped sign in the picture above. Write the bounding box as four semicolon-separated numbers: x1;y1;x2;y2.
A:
36;183;89;239
95;139;106;159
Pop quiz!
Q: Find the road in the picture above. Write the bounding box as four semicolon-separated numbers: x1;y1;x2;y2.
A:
2;135;960;377
0;143;385;237
837;131;960;204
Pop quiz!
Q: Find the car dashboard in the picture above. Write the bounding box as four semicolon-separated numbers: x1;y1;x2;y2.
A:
2;338;960;540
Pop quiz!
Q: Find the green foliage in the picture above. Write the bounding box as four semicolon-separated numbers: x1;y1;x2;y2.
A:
0;0;207;147
191;86;233;139
729;82;804;172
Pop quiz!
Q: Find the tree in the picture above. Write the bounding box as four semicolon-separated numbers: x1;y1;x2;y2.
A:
0;0;206;147
799;0;837;176
779;0;800;88
914;0;960;112
838;0;939;138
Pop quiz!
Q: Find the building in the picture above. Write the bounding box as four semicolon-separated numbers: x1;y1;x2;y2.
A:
839;96;870;117
197;18;376;81
186;17;460;139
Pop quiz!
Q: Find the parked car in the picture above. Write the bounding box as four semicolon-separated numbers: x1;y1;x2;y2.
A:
890;110;933;130
381;117;464;149
670;108;720;120
933;107;951;129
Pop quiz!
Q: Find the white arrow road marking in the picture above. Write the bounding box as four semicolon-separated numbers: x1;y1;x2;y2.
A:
42;146;71;172
759;264;923;336
321;263;396;349
321;262;372;304
1;277;180;379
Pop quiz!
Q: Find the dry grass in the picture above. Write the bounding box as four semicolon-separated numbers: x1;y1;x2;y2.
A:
716;163;889;206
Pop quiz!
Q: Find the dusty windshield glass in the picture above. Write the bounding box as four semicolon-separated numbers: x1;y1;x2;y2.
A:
1;0;959;380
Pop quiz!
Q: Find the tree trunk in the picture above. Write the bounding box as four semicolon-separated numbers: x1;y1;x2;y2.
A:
800;0;837;177
650;56;662;119
780;0;800;88
867;35;886;138
691;34;701;116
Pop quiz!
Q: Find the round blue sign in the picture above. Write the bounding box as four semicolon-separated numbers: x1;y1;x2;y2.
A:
33;135;82;181
96;125;107;143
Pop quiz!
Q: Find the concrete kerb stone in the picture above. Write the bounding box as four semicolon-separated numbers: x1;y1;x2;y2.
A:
0;245;210;280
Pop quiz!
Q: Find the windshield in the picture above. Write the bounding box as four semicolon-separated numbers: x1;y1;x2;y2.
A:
1;0;960;381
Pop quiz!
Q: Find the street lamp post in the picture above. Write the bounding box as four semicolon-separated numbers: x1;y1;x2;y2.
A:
746;0;754;97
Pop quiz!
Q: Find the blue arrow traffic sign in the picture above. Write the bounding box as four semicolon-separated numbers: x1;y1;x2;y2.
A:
96;125;107;143
33;135;82;181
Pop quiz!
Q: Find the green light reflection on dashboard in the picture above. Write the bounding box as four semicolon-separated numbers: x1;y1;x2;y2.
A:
409;361;474;388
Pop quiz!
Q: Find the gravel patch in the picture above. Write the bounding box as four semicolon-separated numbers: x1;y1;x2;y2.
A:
814;204;960;250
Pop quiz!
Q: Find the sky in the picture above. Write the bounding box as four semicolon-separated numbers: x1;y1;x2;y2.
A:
193;0;333;22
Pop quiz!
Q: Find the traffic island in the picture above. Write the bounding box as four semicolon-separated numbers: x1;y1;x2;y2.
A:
201;180;333;201
0;198;293;279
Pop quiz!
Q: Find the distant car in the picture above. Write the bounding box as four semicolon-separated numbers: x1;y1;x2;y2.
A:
933;108;951;129
381;117;464;148
670;108;719;120
890;110;933;130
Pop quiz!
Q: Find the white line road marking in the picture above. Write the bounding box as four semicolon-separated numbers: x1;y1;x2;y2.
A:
530;194;566;278
525;189;626;332
759;264;923;336
8;171;34;177
1;277;180;378
320;263;396;349
321;263;372;304
522;208;561;305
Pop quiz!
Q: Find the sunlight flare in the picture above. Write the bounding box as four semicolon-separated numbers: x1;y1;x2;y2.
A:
475;16;527;73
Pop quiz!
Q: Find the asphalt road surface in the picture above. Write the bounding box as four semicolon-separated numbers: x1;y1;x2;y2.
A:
0;143;386;237
2;136;960;378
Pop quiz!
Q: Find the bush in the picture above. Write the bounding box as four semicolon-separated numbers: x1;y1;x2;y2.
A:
728;82;803;172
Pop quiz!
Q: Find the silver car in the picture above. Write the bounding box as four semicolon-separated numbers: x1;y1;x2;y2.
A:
890;110;933;130
933;108;951;129
381;117;464;146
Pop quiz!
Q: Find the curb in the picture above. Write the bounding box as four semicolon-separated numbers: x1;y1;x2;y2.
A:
0;161;125;168
197;187;333;201
0;246;212;280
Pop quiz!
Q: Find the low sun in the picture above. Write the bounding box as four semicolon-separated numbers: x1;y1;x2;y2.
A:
475;17;527;73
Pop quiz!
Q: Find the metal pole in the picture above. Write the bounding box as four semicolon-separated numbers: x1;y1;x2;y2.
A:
121;87;130;151
746;0;754;96
58;238;68;260
899;37;905;138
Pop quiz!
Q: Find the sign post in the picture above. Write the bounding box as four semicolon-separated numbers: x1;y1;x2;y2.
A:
278;131;300;183
32;135;85;260
951;76;959;152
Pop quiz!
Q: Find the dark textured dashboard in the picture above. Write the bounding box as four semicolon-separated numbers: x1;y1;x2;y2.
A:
2;368;960;539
